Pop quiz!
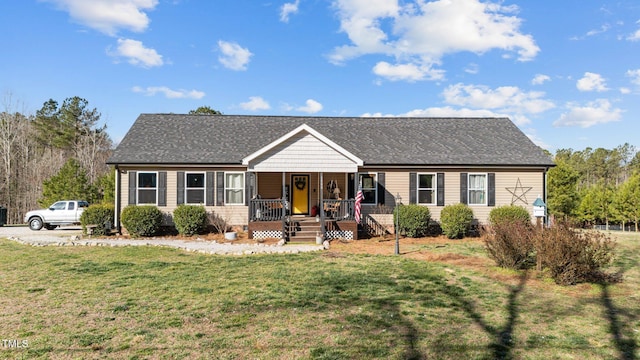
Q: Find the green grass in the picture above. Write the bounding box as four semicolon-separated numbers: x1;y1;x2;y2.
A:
0;233;638;359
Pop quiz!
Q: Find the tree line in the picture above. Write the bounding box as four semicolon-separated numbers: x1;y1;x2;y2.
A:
547;143;640;231
0;94;113;224
2;94;637;231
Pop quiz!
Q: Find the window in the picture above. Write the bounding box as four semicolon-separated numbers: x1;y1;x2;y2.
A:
418;173;436;205
225;172;244;205
68;202;75;210
50;201;66;210
138;172;157;204
359;173;377;205
468;174;487;205
186;173;205;204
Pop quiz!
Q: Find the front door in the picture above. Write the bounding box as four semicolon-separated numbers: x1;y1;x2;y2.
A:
291;174;309;215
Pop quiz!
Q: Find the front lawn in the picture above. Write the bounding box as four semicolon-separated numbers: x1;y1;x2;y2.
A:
0;232;638;359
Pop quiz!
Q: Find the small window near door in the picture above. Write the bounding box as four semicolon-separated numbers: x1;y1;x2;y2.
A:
359;173;377;204
225;172;245;205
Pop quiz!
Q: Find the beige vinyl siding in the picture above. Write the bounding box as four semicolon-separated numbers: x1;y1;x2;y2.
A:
118;167;546;229
250;133;358;172
119;167;250;227
258;173;284;199
361;169;545;226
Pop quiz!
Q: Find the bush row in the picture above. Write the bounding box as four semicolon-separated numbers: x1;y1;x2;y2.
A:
394;204;531;240
119;204;230;237
114;203;481;239
484;221;617;285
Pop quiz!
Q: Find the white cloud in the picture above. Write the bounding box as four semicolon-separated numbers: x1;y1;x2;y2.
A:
523;128;551;150
531;74;550;85
586;24;610;37
553;99;622;128
627;21;640;41
280;0;300;23
372;62;444;82
364;82;554;126
442;83;555;115
361;106;533;124
620;87;631;94
329;0;539;82
44;0;158;36
464;63;479;74
626;69;640;86
296;99;323;113
218;40;253;71
241;96;270;111
132;86;205;99
576;72;608;92
111;38;163;68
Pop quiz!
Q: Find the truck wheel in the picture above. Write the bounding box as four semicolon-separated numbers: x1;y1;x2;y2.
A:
44;224;57;230
29;217;43;231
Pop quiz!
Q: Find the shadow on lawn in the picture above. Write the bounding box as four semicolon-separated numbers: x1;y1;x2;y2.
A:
441;271;529;360
600;283;637;360
599;249;638;360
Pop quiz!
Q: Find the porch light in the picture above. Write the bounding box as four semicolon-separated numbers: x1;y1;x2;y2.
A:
395;193;402;255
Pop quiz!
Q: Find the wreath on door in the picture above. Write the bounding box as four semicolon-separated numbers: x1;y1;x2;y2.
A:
294;176;307;190
326;180;337;194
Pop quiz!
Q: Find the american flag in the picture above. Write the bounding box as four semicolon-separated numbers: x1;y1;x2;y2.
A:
354;184;363;224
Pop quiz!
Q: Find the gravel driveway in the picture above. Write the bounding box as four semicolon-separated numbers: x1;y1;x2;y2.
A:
0;225;325;255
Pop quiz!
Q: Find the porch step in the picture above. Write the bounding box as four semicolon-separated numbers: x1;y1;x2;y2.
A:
288;216;322;240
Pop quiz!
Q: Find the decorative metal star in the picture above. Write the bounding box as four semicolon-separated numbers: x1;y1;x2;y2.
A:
506;178;532;205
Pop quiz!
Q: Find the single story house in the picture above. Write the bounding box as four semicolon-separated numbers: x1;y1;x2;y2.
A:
107;114;555;241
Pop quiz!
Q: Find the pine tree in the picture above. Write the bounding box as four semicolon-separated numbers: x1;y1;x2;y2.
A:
38;158;97;207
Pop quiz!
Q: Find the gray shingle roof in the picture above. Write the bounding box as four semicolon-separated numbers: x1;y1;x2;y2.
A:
107;114;555;167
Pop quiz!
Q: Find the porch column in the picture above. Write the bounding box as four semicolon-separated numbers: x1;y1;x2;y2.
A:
320;172;325;236
282;172;286;241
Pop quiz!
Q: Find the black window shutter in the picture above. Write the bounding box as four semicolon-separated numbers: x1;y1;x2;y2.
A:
128;171;137;205
206;172;214;206
377;172;385;205
488;173;495;207
158;172;167;206
177;172;185;205
409;172;417;204
216;172;224;206
437;173;445;206
460;173;468;204
245;172;254;206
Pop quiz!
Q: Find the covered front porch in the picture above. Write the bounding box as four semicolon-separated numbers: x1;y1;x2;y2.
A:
241;124;364;242
247;173;359;242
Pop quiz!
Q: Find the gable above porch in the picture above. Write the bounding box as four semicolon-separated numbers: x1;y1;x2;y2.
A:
242;124;363;173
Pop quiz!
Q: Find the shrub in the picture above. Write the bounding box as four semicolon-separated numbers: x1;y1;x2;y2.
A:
484;221;535;269
440;203;474;239
208;211;231;234
534;223;616;285
121;205;163;237
394;204;431;238
173;205;208;236
80;204;115;236
488;205;531;227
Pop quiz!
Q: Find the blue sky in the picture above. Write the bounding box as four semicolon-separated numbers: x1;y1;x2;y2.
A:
1;0;640;153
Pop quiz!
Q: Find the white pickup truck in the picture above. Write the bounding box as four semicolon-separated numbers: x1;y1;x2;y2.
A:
24;200;89;230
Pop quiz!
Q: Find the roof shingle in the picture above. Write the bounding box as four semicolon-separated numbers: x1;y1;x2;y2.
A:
107;114;555;167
